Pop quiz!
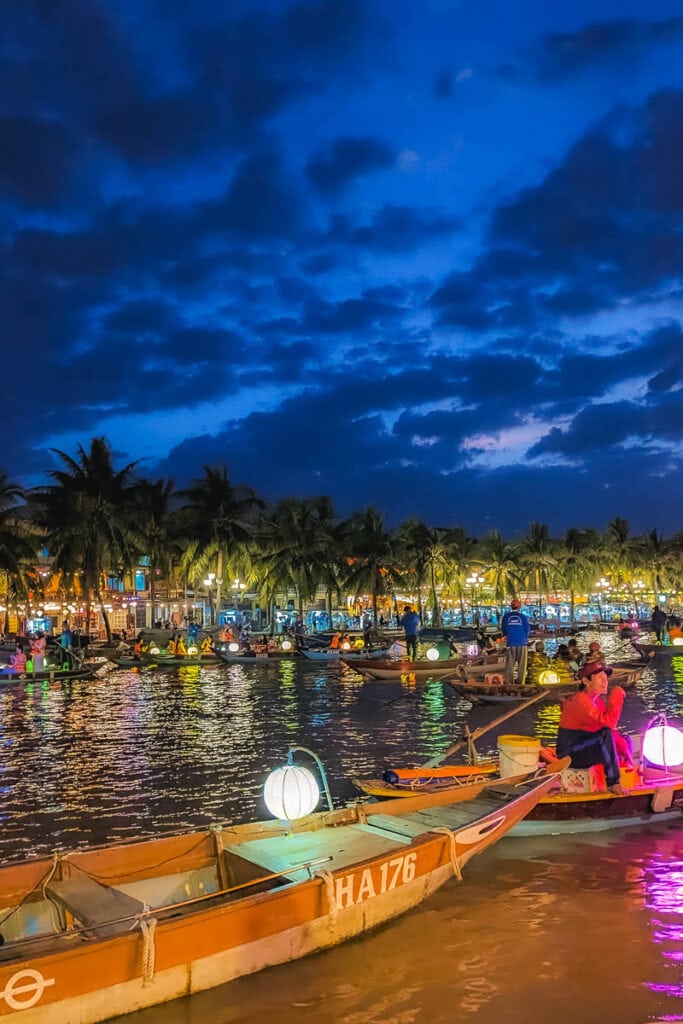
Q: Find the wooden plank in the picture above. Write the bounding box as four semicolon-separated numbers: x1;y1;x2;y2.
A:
46;875;145;936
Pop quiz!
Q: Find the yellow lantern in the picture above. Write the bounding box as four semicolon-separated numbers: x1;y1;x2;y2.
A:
539;670;560;685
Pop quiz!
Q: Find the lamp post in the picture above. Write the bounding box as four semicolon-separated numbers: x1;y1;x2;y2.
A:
203;573;215;626
466;573;485;626
595;577;610;623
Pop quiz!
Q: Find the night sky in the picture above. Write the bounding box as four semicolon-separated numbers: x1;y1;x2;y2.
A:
4;0;683;536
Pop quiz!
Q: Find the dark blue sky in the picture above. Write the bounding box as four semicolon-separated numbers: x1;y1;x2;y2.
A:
3;0;683;536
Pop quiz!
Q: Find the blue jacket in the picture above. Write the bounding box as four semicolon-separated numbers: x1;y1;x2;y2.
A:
501;610;530;647
400;611;420;637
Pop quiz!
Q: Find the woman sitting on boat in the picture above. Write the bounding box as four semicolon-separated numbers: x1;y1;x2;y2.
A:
176;636;187;657
556;663;629;795
551;644;576;684
166;637;177;656
10;646;27;672
200;636;214;655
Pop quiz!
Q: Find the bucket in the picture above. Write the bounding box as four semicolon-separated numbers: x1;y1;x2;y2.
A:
497;734;541;778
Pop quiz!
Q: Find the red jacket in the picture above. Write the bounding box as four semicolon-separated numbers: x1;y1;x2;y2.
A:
559;686;625;732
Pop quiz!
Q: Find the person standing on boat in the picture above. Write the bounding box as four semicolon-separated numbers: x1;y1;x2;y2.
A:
30;633;47;671
399;605;420;660
556;663;628;795
651;605;667;641
501;599;530;684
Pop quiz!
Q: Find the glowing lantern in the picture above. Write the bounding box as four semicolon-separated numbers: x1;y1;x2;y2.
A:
539;670;560;685
465;643;480;658
642;723;683;768
263;765;320;820
672;637;683;646
228;641;240;652
426;647;440;661
341;640;351;650
281;639;293;651
149;645;160;655
187;645;198;656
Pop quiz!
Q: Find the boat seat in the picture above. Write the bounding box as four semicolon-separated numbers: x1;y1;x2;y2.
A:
46;874;145;938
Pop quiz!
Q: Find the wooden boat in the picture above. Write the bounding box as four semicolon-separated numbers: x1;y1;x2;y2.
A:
0;774;559;1023
340;657;477;681
0;664;94;685
509;764;683;835
300;646;391;663
353;762;498;798
451;658;645;705
112;655;221;669
217;648;299;665
631;638;683;661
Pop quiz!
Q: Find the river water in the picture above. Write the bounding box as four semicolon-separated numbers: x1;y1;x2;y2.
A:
0;631;682;1023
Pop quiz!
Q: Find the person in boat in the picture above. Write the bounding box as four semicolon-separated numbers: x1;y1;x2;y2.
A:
526;641;551;683
552;643;577;683
399;604;420;661
651;605;667;642
166;637;177;656
556;663;629;795
475;628;497;654
10;646;27;672
59;624;73;650
566;638;584;670
586;639;606;663
501;598;530;684
30;633;47;672
200;635;213;655
176;635;187;657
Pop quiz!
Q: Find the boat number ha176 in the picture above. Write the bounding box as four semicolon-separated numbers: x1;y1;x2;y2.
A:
335;852;417;910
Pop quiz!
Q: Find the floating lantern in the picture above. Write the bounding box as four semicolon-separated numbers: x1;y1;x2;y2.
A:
263;765;319;820
426;647;440;661
642;722;683;768
187;645;198;656
228;641;240;652
281;639;293;651
539;670;560;685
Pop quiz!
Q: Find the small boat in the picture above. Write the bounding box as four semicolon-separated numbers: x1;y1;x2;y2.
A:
631;638;683;661
217;647;299;665
0;663;94;685
509;762;683;835
340;657;468;681
0;772;558;1022
448;679;563;704
353;762;498;798
300;646;391;663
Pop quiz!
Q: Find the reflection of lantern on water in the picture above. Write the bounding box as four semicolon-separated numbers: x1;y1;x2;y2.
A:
641;845;683;1002
426;647;440;661
539;669;560;685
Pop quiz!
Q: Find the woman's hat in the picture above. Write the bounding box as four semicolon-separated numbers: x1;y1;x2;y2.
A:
578;661;613;679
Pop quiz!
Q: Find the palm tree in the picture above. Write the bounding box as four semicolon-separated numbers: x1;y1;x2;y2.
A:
439;526;479;625
479;530;519;623
30;438;139;642
254;497;328;626
179;467;263;625
555;528;595;623
518;522;557;619
132;478;180;623
396;519;446;625
0;473;37;633
341;507;397;629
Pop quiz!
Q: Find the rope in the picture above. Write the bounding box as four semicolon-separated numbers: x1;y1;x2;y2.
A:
433;827;462;881
315;869;338;923
136;910;157;986
0;855;60;931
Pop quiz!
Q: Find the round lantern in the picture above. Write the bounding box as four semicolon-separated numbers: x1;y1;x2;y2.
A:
187;645;198;656
263;765;320;820
672;637;683;646
539;670;560;685
228;641;240;652
281;639;293;651
149;645;160;655
426;647;440;661
341;640;351;650
642;723;683;768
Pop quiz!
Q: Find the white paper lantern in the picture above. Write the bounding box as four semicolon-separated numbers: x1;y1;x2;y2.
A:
426;646;440;661
281;639;293;651
228;641;240;652
673;637;683;646
263;765;320;820
539;670;560;685
187;645;198;656
465;643;480;658
642;724;683;767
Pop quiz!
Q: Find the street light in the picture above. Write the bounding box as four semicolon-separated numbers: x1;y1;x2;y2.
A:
466;573;485;626
595;577;610;623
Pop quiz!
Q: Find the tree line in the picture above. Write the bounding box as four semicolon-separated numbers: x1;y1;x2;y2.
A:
0;437;681;640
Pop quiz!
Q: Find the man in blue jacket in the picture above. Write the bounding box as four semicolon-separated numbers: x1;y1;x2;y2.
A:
399;604;420;660
501;598;531;684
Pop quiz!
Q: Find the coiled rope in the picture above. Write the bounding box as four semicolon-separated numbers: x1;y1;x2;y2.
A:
314;870;338;923
134;909;157;986
432;827;462;881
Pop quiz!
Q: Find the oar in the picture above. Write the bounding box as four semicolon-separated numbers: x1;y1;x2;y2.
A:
420;688;547;769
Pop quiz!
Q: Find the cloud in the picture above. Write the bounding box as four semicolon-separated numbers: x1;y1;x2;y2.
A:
533;17;683;80
306;137;396;196
0;116;78;205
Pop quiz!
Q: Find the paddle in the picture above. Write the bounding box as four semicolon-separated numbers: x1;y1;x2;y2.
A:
419;688;547;769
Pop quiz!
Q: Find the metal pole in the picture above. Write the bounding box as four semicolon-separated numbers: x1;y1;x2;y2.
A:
287;745;334;811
